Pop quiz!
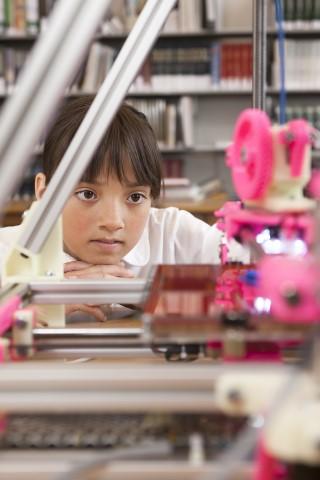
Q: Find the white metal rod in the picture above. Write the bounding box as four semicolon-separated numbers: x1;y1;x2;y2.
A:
29;278;148;304
0;362;290;390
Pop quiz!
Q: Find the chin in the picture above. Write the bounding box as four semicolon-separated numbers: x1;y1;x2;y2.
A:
91;253;123;265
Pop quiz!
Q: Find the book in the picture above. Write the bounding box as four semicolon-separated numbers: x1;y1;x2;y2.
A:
161;176;221;202
13;0;26;34
25;0;39;34
81;43;116;92
179;96;194;148
162;158;184;178
0;0;5;33
203;0;217;30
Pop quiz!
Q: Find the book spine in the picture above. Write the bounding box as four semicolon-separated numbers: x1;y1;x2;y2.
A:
0;49;5;93
210;41;220;87
13;0;26;34
25;0;39;34
4;0;12;33
0;0;5;33
162;158;183;178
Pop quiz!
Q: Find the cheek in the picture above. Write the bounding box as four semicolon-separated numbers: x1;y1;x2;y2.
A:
62;203;91;242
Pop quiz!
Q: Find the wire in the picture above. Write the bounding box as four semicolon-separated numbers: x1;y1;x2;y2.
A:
274;0;287;124
55;441;171;480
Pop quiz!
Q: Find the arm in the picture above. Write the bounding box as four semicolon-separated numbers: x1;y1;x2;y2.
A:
64;261;135;322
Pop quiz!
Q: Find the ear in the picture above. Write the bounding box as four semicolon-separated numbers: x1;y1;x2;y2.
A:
34;173;47;200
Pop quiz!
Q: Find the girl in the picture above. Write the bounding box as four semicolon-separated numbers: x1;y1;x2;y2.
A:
0;95;246;320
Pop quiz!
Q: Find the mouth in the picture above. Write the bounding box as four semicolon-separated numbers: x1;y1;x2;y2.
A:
92;239;123;245
90;238;124;252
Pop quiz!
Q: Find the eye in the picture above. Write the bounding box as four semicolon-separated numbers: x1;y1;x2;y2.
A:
75;189;97;201
128;192;147;204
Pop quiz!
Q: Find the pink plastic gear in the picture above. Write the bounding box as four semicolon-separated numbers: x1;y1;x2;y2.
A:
226;109;273;201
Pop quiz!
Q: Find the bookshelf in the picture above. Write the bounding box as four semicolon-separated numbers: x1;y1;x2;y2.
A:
2;199;33;226
156;191;228;225
1;0;320;226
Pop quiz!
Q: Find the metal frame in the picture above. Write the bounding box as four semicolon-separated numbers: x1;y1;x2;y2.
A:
29;278;148;305
0;361;290;412
252;0;267;110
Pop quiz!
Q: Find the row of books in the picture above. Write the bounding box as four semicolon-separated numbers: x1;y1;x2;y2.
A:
280;0;320;28
0;0;248;38
0;0;55;35
67;41;252;94
5;38;320;96
102;0;219;35
102;0;256;36
270;101;320;130
0;47;28;93
74;42;250;94
8;1;320;40
273;39;320;90
127;96;194;149
132;42;253;92
162;0;217;33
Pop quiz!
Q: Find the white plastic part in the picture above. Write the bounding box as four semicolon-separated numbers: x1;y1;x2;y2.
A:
12;309;35;357
214;370;289;416
2;202;65;327
265;372;320;464
246;124;315;212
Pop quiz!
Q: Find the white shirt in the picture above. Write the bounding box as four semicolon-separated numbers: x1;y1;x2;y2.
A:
0;207;248;278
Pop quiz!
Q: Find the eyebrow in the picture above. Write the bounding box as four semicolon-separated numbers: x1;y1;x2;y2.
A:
79;180;149;188
124;181;149;189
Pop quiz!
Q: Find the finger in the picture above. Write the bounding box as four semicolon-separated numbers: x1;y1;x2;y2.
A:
66;304;106;322
65;265;135;279
64;261;91;272
98;265;135;278
65;273;107;280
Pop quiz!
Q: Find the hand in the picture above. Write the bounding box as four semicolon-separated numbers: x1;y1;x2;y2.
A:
64;261;135;279
64;261;135;322
65;303;106;322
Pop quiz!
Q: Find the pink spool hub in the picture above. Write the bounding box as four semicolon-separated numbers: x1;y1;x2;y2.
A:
227;109;273;201
258;255;320;323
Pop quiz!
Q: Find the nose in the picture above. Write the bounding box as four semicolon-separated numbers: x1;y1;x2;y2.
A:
98;200;125;232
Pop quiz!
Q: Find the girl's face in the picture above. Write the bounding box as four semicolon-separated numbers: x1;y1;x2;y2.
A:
35;167;152;265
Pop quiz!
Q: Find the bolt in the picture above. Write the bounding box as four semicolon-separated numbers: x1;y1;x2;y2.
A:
282;287;301;306
227;388;242;404
45;271;55;277
285;131;295;143
15;319;27;330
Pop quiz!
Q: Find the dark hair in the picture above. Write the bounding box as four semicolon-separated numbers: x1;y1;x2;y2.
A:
43;94;163;199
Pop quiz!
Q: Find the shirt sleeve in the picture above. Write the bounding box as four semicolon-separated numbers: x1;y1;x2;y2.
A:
0;242;10;285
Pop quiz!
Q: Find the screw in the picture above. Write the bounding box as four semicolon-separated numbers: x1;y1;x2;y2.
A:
15;319;27;330
45;271;55;277
282;287;301;306
227;388;242;404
